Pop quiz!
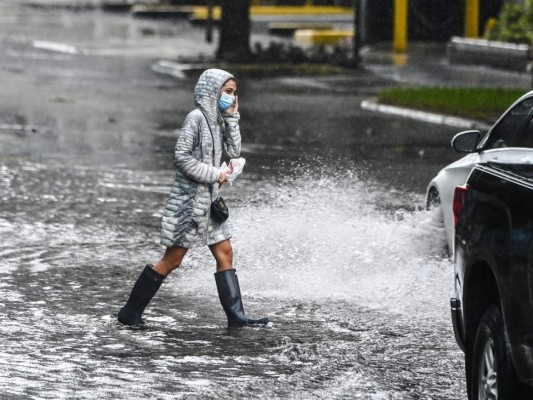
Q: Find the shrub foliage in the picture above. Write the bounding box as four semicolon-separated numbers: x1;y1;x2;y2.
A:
488;0;533;45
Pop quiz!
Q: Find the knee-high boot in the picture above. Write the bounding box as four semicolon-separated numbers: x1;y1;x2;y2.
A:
118;265;165;326
214;269;269;327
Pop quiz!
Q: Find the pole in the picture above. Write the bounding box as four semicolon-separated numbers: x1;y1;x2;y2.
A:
393;0;408;53
465;0;479;38
206;0;214;43
354;0;364;66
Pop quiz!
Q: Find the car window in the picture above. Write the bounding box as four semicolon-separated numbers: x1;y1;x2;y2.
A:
520;113;533;148
484;98;533;149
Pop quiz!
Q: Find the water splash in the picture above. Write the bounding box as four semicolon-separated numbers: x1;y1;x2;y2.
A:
174;172;450;319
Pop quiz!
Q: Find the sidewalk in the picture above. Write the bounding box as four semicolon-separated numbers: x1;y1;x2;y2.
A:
358;42;532;128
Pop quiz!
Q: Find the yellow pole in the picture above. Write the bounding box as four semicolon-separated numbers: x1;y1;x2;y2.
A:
465;0;480;38
394;0;408;52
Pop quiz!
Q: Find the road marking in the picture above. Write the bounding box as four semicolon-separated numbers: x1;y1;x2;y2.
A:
0;124;39;133
32;40;87;55
0;124;27;131
361;99;491;130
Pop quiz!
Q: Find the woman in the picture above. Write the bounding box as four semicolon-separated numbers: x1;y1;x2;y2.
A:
117;69;269;328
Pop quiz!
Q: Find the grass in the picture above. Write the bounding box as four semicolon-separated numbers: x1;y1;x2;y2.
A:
377;87;528;121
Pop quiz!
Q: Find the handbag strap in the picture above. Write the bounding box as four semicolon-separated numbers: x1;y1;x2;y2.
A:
198;109;217;197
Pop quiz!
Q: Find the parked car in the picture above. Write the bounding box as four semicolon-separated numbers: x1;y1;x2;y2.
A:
452;162;533;399
426;90;533;252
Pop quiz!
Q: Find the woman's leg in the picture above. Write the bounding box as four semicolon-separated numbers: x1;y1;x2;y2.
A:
117;264;165;326
153;246;188;276
210;240;268;327
118;246;188;326
209;239;233;272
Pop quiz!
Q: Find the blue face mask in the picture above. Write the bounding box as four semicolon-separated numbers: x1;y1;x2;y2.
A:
218;92;235;111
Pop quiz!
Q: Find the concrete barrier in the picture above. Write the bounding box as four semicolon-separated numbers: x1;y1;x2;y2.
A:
268;22;333;36
447;36;532;72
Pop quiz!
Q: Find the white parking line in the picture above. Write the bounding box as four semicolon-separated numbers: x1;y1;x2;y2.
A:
361;99;491;130
0;124;26;130
0;124;38;132
32;40;87;55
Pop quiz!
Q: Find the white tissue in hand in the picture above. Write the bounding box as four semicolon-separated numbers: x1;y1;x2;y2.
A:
220;158;246;183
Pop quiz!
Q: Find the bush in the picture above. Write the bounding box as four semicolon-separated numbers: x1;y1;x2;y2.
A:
252;41;354;66
488;0;533;45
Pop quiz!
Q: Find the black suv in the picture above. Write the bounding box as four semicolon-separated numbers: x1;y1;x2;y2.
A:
451;154;533;399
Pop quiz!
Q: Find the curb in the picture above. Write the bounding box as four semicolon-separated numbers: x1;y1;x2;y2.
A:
293;29;354;46
131;5;194;18
361;99;491;130
447;36;531;72
132;5;352;20
151;60;199;79
151;59;349;79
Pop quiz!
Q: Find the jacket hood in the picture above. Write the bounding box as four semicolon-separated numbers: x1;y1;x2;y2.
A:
194;68;234;125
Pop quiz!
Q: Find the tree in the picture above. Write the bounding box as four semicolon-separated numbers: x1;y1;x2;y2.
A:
217;0;252;61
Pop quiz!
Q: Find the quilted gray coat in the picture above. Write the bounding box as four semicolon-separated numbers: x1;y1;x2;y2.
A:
160;69;241;248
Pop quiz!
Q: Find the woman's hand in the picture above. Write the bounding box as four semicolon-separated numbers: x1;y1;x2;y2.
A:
229;95;238;113
218;171;228;186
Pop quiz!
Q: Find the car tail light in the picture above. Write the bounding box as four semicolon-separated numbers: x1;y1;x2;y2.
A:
453;185;470;227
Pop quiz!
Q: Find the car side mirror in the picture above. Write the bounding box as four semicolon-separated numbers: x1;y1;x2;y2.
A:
451;130;481;153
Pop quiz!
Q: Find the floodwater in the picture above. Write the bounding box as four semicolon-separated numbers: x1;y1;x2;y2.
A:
0;2;484;399
0;161;459;399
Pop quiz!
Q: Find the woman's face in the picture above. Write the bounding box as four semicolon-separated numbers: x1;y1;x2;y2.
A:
221;79;237;97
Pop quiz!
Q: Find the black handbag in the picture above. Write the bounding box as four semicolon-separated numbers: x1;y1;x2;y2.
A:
211;196;229;222
199;109;229;223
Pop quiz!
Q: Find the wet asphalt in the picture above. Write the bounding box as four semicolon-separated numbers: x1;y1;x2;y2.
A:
1;2;532;399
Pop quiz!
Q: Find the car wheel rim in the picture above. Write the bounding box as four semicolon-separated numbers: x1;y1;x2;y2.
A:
478;337;497;400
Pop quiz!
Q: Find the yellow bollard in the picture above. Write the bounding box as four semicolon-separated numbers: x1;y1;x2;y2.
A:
465;0;480;38
394;0;408;53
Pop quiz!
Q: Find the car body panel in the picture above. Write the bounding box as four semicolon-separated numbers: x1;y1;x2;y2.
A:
454;164;533;383
427;89;533;252
429;148;533;250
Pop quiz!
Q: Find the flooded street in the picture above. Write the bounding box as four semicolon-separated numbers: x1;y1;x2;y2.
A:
0;3;470;398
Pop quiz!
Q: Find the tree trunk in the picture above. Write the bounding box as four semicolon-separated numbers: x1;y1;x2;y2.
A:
217;0;252;61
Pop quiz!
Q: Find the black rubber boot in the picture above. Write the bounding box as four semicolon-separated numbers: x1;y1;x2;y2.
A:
214;269;269;327
117;265;165;327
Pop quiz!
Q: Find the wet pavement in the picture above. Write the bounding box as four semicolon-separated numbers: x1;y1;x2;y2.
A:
1;2;532;399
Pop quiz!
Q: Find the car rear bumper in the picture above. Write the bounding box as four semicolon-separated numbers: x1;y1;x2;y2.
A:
451;297;465;352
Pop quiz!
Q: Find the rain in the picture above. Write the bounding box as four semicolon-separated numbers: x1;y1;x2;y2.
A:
1;1;529;398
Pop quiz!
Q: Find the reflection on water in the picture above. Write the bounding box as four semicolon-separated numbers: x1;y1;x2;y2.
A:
0;159;464;399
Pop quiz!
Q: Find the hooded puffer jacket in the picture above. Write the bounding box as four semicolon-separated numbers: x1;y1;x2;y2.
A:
160;69;241;248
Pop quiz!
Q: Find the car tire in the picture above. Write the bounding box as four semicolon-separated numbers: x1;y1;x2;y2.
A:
426;187;441;210
425;187;449;256
470;305;530;400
